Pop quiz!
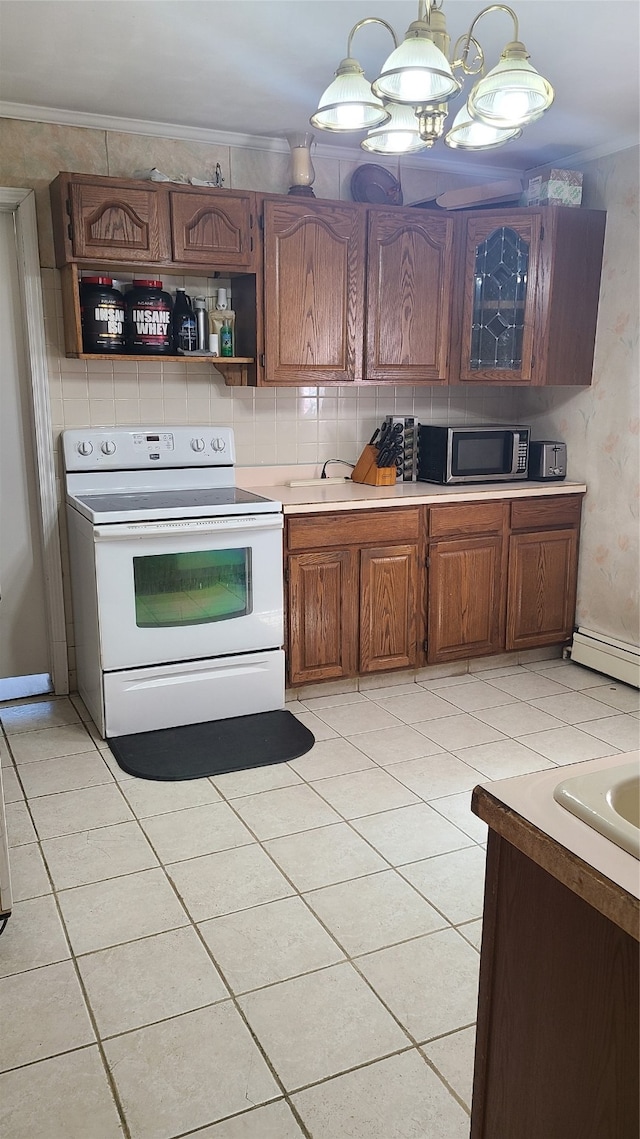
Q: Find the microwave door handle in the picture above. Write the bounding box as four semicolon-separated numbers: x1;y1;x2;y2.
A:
511;432;519;475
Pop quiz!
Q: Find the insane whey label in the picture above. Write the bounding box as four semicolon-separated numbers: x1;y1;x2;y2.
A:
131;305;171;345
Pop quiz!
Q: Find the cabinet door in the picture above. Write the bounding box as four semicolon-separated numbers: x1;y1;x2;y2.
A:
457;212;542;384
287;550;358;684
360;544;419;673
68;182;164;262
365;209;454;383
263;200;366;384
169;191;254;268
428;535;506;663
506;529;578;650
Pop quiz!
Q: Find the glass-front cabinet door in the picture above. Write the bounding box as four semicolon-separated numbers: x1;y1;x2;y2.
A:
457;212;542;384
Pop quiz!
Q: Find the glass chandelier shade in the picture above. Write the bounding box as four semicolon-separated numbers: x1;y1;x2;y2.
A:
310;58;390;132
467;44;554;128
371;31;461;104
362;102;429;154
310;4;554;154
445;103;522;150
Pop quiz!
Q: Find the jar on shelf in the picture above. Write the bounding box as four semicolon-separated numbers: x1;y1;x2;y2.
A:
79;276;125;353
124;279;173;354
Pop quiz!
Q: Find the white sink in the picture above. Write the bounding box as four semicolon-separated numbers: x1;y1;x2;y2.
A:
553;760;640;859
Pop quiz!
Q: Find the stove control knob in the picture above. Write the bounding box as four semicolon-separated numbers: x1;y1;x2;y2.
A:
211;437;226;452
101;441;116;456
77;441;93;457
191;438;206;452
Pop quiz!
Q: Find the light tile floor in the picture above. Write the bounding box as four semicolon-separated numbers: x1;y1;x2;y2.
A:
0;657;638;1139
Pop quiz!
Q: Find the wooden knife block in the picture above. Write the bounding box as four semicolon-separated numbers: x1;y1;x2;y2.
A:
351;445;397;486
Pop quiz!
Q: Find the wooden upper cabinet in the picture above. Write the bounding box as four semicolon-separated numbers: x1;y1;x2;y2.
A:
365;208;454;383
457;212;540;385
262;199;366;385
455;206;606;387
66;179;165;262
169;190;254;268
50;174;257;274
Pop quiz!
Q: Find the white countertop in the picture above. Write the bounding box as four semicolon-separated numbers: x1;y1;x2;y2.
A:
236;466;587;515
479;752;640;900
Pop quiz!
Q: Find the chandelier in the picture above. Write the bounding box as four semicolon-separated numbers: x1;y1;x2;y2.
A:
310;1;554;154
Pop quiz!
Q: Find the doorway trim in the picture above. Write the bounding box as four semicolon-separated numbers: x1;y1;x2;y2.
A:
0;187;68;694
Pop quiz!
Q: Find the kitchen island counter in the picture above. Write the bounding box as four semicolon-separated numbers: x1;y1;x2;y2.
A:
473;751;639;933
470;751;639;1139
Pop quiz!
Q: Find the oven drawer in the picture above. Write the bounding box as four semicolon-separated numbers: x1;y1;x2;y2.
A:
103;650;285;736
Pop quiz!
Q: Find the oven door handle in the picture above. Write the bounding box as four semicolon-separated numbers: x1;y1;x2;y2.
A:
93;515;283;540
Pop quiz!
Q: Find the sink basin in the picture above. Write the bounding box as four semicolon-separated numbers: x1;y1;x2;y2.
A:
553;760;640;859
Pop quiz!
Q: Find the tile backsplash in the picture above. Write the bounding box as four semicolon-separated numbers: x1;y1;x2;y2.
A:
43;265;521;469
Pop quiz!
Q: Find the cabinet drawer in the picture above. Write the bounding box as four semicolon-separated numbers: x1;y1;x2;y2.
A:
510;495;582;531
429;501;506;538
287;508;421;551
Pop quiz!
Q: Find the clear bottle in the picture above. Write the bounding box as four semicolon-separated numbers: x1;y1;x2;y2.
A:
172;288;197;352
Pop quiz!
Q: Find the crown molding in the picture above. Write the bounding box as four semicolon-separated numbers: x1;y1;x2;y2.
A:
547;133;639;168
0;101;521;179
1;100;636;180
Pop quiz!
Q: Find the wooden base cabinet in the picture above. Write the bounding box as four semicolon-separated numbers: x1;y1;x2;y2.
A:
360;545;419;673
471;827;639;1139
427;495;582;665
427;502;508;664
287;549;358;685
286;493;583;687
506;495;582;651
285;509;422;686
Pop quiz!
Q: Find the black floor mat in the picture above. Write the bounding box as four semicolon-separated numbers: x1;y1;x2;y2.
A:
108;709;315;781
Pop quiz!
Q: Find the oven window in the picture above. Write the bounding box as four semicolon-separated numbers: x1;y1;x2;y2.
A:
133;548;252;627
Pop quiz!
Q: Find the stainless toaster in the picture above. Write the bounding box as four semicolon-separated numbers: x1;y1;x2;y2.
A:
529;440;567;481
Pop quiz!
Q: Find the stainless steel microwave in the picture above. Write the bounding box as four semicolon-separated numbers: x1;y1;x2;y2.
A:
417;425;530;484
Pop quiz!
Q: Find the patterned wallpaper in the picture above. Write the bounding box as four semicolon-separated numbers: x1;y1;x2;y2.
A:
520;146;639;647
0;118;637;652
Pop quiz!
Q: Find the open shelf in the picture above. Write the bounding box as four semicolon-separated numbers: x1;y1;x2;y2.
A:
59;264;256;385
70;353;254;386
71;354;253;363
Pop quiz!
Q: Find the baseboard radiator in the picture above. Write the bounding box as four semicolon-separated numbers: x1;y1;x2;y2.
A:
570;626;640;688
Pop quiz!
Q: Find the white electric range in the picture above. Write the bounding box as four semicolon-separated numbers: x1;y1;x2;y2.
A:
63;427;284;738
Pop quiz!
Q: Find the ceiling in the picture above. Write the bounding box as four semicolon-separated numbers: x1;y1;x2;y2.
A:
1;0;639;176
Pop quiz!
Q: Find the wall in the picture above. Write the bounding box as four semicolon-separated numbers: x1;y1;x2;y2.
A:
520;146;639;647
0;117;636;672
